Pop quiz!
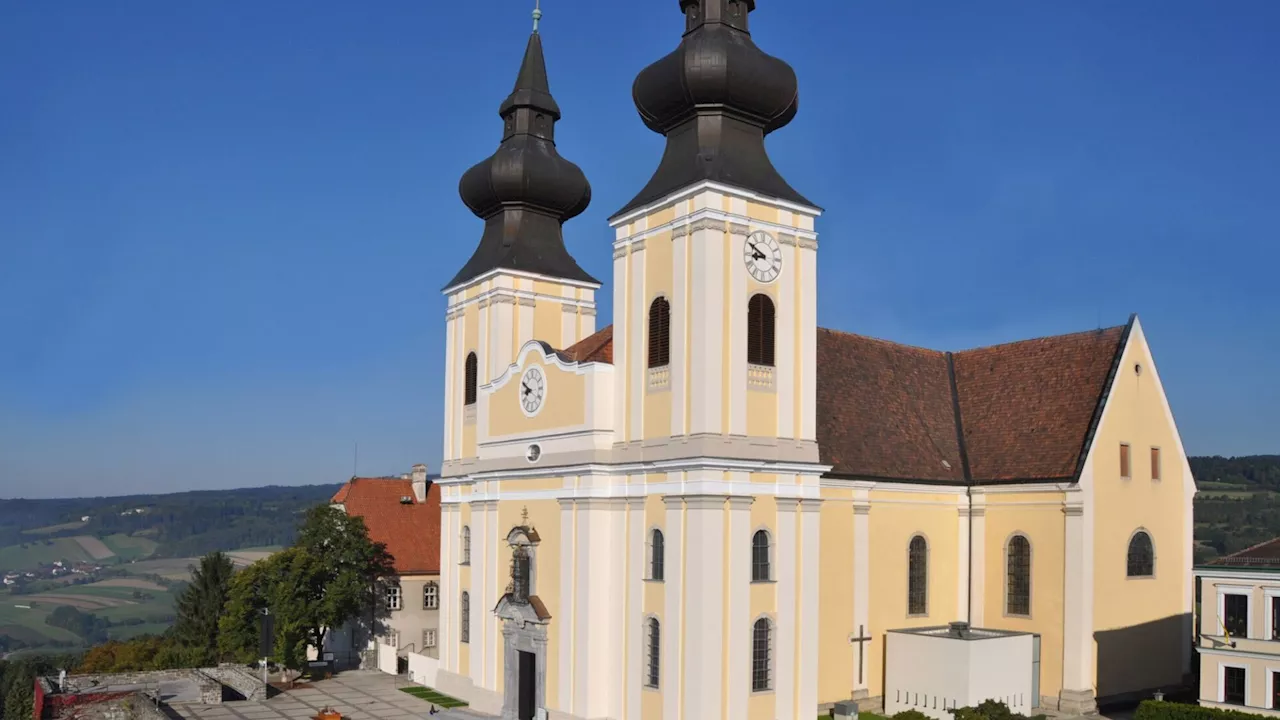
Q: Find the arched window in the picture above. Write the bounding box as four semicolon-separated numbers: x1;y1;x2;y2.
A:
461;526;471;565
751;530;771;582
464;352;478;406
1006;535;1031;616
423;582;438;610
512;546;531;602
648;298;670;368
460;591;471;643
747;294;775;367
650;529;665;581
645;618;661;688
1127;531;1154;577
751;618;773;691
908;535;928;616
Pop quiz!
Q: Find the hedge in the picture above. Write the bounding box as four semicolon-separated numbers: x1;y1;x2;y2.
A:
1135;700;1274;720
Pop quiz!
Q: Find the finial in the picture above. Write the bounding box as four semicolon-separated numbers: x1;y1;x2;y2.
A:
520;505;530;526
532;0;542;33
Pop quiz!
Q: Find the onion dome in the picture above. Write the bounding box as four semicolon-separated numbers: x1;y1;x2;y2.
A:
614;0;816;218
447;20;597;290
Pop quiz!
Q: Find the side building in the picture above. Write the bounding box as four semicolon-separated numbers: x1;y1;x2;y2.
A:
326;464;442;667
1196;539;1280;714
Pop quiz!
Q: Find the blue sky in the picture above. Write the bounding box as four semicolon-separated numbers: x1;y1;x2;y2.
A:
1;2;1276;499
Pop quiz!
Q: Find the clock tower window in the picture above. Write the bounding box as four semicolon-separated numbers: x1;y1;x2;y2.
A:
747;294;776;367
464;352;478;406
648;297;671;368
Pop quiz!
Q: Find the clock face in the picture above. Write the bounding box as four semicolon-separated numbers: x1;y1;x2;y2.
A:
519;366;546;417
743;230;782;284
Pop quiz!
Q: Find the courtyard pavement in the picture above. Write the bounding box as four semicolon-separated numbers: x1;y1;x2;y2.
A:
168;671;495;720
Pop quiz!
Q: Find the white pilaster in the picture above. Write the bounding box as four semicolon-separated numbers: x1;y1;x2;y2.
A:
613;247;629;440
561;304;577;351
799;244;818;441
572;500;591;713
453;312;466;461
662;496;683;720
957;500;971;623
851;493;870;694
470;501;488;683
682;493;726;720
776;498;798;720
727;494;754;720
629;242;646;441
797;499;821;719
485;499;498;691
1062;496;1088;690
728;224;748;437
558;499;575;715
688;221;725;436
626;498;645;720
776;239;796;440
969;493;986;627
671;225;688;437
440;501;456;670
443;309;456;462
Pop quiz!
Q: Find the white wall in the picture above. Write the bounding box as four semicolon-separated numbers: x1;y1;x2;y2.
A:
408;652;439;688
885;631;1034;720
377;642;398;675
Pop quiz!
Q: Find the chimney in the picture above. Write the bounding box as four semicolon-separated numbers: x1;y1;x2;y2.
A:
411;464;429;502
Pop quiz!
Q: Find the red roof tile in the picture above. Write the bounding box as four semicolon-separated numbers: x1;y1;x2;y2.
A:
331;478;440;575
818;322;1130;484
1210;538;1280;568
563;325;613;364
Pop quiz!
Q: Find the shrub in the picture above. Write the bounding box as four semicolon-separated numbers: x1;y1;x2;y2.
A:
1135;700;1275;720
895;711;932;720
949;700;1045;720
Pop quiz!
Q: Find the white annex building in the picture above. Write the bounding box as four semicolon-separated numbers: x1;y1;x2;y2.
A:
427;3;1196;720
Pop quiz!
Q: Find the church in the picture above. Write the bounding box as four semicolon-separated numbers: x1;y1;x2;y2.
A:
430;3;1196;719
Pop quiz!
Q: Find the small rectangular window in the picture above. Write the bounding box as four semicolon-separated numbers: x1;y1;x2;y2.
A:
1119;443;1131;479
1273;670;1280;709
1272;597;1280;641
1151;447;1161;481
423;629;437;649
1224;666;1245;705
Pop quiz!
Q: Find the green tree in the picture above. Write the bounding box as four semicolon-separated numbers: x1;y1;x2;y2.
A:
218;507;393;670
171;551;235;664
3;676;34;720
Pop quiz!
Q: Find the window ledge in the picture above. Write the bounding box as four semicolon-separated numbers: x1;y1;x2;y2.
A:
648;366;671;391
643;578;665;584
464;404;476;425
459;561;471;567
642;685;661;693
751;689;775;696
747;364;775;392
750;579;776;585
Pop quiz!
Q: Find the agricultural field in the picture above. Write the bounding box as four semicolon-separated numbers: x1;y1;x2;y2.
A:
21;521;88;536
102;533;160;560
0;579;176;649
0;537;97;569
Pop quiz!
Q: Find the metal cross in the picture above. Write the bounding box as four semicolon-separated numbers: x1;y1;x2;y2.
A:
849;624;872;685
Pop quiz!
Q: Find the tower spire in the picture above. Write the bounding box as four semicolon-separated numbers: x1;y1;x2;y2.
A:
532;0;542;34
448;21;596;291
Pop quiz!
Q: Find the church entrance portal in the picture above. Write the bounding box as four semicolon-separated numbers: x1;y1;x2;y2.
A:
518;650;536;720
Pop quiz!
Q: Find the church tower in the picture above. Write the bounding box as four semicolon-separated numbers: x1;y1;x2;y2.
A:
608;0;823;463
441;23;600;473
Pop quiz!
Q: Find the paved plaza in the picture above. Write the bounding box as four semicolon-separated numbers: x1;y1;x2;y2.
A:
169;671;493;720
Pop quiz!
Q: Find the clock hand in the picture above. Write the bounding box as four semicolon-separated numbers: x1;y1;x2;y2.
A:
749;244;766;261
522;382;532;397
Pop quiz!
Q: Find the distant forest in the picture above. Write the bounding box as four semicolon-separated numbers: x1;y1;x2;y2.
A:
0;484;343;557
1191;455;1280;563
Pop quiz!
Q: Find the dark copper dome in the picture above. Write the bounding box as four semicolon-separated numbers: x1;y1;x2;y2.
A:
615;0;815;217
448;30;596;290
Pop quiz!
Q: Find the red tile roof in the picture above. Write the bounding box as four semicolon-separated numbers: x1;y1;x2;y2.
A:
331;477;440;575
818;321;1130;484
545;318;1131;486
563;326;614;364
1209;538;1280;568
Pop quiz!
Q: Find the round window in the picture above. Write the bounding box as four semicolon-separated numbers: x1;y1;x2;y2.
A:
526;444;542;463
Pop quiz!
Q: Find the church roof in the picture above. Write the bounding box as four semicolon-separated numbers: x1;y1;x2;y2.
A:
448;25;597;290
1205;538;1280;569
818;320;1132;484
614;0;815;218
331;477;441;575
570;318;1132;485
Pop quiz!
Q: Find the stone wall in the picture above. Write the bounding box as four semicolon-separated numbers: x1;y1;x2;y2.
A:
197;666;268;701
55;666;265;707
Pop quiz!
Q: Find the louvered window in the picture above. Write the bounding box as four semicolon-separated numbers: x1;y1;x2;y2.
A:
648;298;670;368
464;352;478;406
908;535;928;616
747;294;775;367
1006;535;1031;616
